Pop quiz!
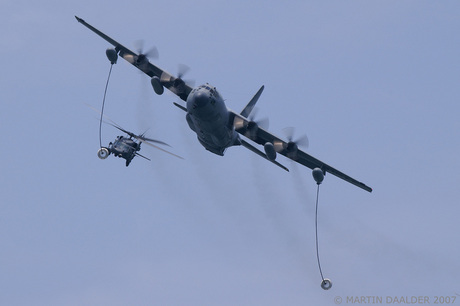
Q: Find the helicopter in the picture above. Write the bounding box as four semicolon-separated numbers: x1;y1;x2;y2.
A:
97;121;183;167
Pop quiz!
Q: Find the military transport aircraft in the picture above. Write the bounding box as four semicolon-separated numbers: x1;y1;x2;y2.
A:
76;16;372;193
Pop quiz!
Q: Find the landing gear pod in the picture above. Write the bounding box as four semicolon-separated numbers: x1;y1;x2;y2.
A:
151;76;164;95
97;147;110;159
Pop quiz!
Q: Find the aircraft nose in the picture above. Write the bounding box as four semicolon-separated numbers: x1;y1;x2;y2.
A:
193;91;209;108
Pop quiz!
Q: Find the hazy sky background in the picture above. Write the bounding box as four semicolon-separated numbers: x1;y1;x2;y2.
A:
1;1;459;305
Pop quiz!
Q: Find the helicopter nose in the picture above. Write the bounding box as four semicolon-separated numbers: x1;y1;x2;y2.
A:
192;91;209;108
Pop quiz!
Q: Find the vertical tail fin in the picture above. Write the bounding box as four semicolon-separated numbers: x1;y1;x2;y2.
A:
240;85;264;117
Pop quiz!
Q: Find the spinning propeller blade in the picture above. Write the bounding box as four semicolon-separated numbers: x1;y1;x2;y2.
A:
249;108;269;130
177;63;190;79
282;126;309;148
134;40;159;60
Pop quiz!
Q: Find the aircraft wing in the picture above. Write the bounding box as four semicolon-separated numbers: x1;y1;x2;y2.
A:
232;112;373;192
75;16;192;101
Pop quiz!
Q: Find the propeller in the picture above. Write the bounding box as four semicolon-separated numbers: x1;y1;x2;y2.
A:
159;64;195;99
177;63;190;79
234;108;269;129
283;127;309;147
248;108;269;130
161;64;192;84
134;40;159;64
282;127;309;157
245;108;269;140
174;64;195;88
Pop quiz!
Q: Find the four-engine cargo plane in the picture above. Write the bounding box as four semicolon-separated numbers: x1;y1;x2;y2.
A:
76;16;372;193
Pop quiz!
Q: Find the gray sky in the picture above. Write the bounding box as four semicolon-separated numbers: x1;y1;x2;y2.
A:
1;1;459;305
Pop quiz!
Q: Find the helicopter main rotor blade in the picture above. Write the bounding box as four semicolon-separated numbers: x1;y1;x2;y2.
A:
105;122;137;138
85;103;119;126
141;141;184;160
137;135;171;147
135;152;151;161
104;120;172;148
105;121;171;147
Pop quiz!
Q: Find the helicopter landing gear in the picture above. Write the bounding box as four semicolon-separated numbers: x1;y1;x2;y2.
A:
97;147;110;159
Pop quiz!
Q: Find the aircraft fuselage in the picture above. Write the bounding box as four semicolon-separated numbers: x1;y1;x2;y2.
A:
185;84;240;155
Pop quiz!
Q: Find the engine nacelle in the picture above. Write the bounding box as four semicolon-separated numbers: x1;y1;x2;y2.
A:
151;76;164;95
264;142;276;161
106;48;118;64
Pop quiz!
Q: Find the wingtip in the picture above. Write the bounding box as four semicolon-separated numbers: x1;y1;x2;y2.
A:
75;16;83;23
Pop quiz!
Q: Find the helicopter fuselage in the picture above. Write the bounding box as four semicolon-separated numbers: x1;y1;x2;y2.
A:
108;136;139;165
